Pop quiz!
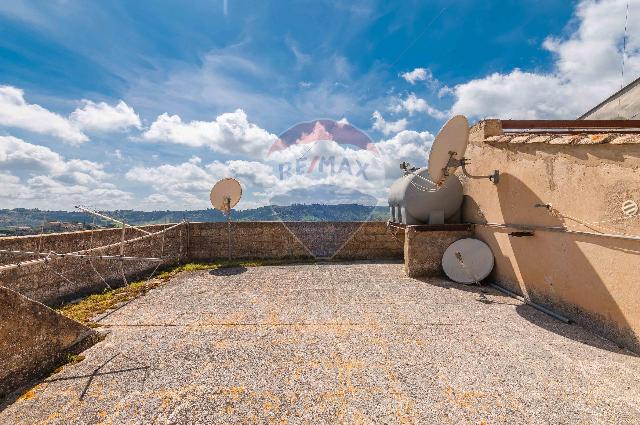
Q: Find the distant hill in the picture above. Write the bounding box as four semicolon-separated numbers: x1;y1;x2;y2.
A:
0;204;389;229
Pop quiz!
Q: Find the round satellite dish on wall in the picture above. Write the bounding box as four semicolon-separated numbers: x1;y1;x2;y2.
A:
210;178;242;214
428;115;470;185
442;238;494;284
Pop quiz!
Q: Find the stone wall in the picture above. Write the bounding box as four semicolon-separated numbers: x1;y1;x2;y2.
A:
186;221;403;261
0;286;98;401
0;221;402;306
403;226;473;278
0;223;188;306
463;120;640;352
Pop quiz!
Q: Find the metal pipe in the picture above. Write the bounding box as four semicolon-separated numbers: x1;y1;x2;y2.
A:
75;206;152;235
475;222;640;242
0;249;163;262
120;222;126;256
488;283;571;324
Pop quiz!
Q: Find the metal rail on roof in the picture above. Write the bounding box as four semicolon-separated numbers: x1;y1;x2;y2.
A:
500;119;640;133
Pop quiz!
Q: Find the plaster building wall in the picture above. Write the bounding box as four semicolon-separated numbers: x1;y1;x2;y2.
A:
462;120;640;352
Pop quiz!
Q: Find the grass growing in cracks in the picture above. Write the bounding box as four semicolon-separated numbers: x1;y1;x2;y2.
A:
56;259;312;326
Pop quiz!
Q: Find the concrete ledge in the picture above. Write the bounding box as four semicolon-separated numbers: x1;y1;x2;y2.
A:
0;286;99;401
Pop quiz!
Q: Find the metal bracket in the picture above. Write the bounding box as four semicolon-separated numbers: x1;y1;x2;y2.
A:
443;151;499;184
400;161;418;174
509;231;535;237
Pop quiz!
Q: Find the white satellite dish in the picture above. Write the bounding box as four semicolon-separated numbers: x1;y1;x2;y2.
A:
428;115;470;184
428;115;499;186
442;238;494;284
210;178;242;215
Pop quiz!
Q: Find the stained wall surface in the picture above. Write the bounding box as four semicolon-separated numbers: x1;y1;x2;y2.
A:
0;286;97;400
0;224;188;306
403;227;473;278
462;120;640;351
0;222;403;306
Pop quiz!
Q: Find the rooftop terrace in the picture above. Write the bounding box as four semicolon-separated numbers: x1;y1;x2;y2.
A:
2;263;639;424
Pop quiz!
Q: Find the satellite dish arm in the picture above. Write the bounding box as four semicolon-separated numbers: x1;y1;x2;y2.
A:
445;152;499;184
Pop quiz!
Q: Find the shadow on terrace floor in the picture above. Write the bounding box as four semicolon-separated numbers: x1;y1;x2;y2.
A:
418;274;637;356
209;266;247;276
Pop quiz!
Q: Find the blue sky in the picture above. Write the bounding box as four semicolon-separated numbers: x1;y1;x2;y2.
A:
0;0;638;210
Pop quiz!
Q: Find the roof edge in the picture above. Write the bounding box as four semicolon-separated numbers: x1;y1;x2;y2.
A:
578;75;640;120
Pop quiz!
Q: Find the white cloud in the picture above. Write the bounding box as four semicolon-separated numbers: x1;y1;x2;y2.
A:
0;85;145;143
0;85;88;144
126;124;435;209
0;135;106;181
70;100;141;133
400;68;429;85
437;86;454;98
391;93;448;119
371;110;407;136
451;0;640;119
126;158;277;209
285;35;311;68
0;136;131;209
375;130;434;179
0;172;24;198
143;109;278;158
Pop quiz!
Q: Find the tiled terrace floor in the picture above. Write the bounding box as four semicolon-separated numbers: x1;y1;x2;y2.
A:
1;263;639;424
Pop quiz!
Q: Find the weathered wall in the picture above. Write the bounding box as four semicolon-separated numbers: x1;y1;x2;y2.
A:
404;226;473;278
189;221;403;261
0;222;402;306
463;121;640;352
0;286;98;400
0;224;188;306
188;222;312;261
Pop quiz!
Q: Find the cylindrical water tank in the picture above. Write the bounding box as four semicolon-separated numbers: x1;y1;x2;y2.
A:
388;168;463;224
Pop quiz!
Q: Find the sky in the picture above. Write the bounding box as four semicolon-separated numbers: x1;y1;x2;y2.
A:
0;0;639;211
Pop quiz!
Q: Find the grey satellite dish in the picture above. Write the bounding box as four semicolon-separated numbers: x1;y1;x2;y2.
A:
442;238;494;284
210;178;242;215
428;115;499;186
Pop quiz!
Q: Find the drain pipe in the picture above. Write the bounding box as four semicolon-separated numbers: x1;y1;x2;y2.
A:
488;283;571;324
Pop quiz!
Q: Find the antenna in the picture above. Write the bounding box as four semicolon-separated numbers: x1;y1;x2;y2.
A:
210;178;243;260
428;115;499;186
210;178;242;214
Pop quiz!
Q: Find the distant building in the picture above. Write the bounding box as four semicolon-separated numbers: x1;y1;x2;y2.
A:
579;76;640;119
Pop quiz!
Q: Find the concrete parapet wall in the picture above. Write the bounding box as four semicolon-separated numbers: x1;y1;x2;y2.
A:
188;222;311;260
464;121;640;352
0;221;401;305
0;224;188;306
0;286;98;401
188;221;403;261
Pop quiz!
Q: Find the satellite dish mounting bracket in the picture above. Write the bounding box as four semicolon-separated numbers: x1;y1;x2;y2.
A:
443;151;500;184
223;196;232;216
400;161;419;175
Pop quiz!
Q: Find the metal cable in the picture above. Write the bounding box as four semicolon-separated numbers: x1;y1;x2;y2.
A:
620;0;630;96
